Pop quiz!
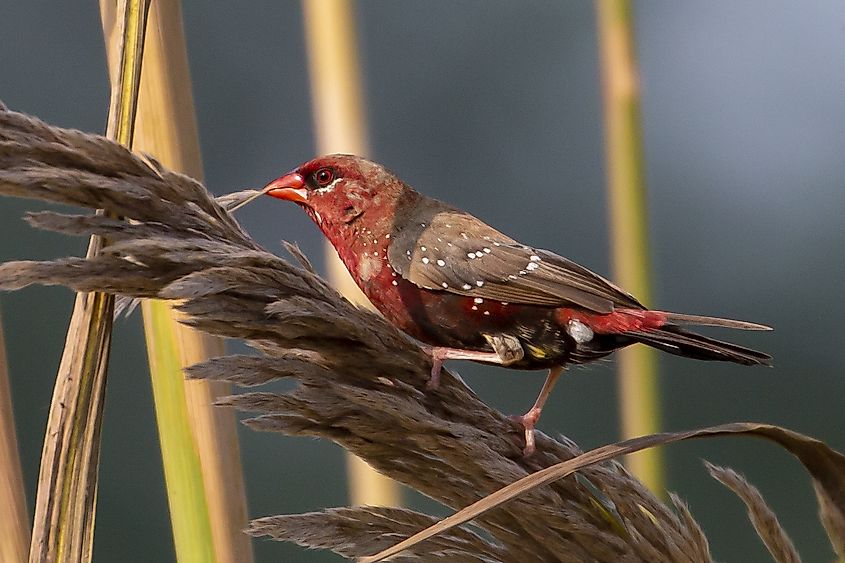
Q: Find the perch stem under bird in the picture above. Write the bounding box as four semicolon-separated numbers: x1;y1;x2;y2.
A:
263;154;772;455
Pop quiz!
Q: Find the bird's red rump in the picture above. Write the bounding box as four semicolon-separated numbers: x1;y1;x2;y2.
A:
557;308;667;334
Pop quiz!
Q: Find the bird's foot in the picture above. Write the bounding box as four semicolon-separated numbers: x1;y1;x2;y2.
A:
510;407;542;456
511;366;565;456
428;355;443;390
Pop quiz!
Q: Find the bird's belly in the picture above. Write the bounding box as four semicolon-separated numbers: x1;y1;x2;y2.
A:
362;269;598;369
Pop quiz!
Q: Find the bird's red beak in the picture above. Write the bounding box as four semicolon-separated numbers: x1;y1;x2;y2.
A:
264;172;308;204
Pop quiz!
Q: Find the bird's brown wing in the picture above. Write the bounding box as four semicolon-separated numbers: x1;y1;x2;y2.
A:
387;210;643;314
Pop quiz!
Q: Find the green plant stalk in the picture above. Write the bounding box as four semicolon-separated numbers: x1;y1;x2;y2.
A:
0;311;30;563
141;301;215;563
596;0;664;491
28;2;148;561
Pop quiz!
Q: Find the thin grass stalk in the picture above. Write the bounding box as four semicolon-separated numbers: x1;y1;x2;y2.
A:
0;310;29;563
596;0;664;491
28;2;148;561
100;1;251;561
302;0;402;507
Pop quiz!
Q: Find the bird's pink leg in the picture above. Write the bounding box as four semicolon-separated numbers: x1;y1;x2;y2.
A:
426;347;505;390
514;366;564;456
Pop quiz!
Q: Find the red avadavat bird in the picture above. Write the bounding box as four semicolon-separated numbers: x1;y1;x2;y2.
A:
265;155;771;454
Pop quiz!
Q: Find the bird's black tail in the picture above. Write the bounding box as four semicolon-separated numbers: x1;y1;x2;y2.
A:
628;321;772;367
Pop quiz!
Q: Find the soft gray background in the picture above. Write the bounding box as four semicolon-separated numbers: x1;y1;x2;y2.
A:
2;1;844;561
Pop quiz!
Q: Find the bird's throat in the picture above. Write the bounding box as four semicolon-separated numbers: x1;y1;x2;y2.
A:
315;206;396;292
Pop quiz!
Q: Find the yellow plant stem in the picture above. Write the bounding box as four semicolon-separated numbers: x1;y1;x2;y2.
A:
0;312;30;563
101;1;252;561
302;0;401;507
596;0;664;491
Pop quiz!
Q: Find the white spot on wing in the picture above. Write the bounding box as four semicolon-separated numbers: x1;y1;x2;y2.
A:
421;246;427;251
441;282;449;288
567;319;594;344
526;262;539;271
422;257;430;264
462;283;472;290
530;255;541;261
474;297;483;304
476;280;484;287
437;259;446;266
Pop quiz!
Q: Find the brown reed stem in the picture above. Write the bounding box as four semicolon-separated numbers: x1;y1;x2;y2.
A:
27;3;148;561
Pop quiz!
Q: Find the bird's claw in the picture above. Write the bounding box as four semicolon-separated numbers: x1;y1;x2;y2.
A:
510;407;542;457
427;358;442;390
423;347;443;390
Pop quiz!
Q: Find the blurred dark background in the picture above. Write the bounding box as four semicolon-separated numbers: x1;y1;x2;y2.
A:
2;1;844;561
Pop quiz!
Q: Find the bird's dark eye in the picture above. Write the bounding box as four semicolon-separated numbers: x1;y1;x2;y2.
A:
315;168;334;187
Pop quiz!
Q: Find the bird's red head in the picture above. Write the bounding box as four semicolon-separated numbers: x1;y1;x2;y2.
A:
264;154;408;240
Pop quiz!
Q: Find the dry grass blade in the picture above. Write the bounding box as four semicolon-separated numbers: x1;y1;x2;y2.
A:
0;104;712;562
27;2;148;561
596;0;663;491
704;462;800;563
101;1;252;560
0;310;29;563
